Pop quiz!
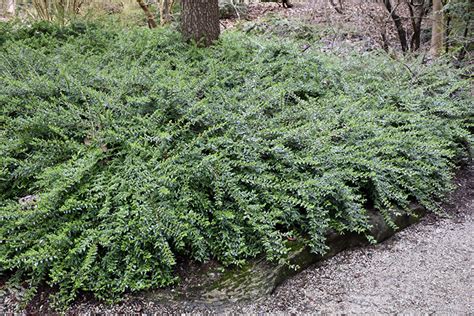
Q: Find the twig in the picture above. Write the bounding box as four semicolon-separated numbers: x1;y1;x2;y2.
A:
328;0;343;14
137;0;157;29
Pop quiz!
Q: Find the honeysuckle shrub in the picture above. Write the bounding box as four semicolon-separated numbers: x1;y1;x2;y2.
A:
0;21;472;306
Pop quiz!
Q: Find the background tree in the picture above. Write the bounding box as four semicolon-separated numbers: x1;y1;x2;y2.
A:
181;0;220;46
444;0;472;61
407;0;430;51
382;0;409;52
430;0;444;56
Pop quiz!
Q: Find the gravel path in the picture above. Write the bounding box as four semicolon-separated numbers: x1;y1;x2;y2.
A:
69;164;474;314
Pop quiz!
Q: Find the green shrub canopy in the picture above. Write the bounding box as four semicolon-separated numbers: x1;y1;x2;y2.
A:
0;21;472;305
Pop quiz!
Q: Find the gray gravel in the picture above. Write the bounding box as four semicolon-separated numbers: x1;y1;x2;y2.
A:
231;164;474;314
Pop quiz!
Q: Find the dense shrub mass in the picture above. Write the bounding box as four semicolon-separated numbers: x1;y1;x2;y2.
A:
0;21;472;305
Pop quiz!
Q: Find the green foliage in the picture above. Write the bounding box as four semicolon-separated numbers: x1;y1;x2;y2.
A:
240;16;321;41
219;0;248;19
0;20;472;306
445;0;473;54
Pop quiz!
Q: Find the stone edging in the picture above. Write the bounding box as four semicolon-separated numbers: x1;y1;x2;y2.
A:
142;205;426;308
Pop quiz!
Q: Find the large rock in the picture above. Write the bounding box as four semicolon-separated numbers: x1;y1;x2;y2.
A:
142;205;426;308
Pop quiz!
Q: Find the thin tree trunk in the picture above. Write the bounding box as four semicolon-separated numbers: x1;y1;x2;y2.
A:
137;0;157;29
408;2;424;52
381;31;390;52
160;0;172;25
33;0;51;21
457;20;471;62
7;0;16;16
383;0;408;53
181;0;220;47
445;9;451;53
430;0;444;57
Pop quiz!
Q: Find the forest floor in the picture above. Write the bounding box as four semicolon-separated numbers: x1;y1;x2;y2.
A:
222;1;431;54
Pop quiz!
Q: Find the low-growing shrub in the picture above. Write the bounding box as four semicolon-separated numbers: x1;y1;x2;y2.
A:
219;0;248;19
0;21;472;306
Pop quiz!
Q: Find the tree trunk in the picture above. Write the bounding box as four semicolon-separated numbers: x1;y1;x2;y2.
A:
137;0;157;29
160;0;173;25
444;6;451;53
409;0;430;53
282;0;293;8
430;0;444;57
457;20;470;63
7;0;16;16
181;0;220;47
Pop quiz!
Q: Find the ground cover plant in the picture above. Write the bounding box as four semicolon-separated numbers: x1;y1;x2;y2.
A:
0;20;472;307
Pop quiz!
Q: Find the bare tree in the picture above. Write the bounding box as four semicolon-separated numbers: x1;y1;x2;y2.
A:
378;0;430;53
382;0;409;52
160;0;174;25
31;0;89;23
6;0;16;16
137;0;158;29
407;0;429;51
